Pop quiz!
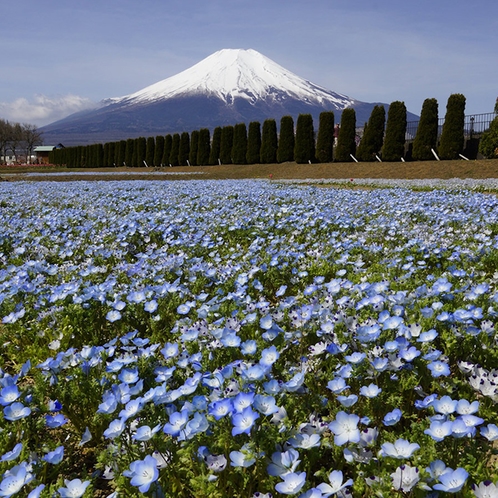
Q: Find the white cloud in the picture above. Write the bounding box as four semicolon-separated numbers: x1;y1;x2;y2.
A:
0;94;96;126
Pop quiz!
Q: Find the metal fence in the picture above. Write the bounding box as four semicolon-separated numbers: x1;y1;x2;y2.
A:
406;112;496;140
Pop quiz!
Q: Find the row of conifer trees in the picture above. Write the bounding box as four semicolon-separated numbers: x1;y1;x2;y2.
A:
49;93;468;166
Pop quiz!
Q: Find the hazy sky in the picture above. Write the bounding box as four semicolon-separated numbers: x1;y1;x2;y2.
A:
1;0;497;126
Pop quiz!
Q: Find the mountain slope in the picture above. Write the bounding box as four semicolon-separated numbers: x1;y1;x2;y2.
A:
40;49;418;145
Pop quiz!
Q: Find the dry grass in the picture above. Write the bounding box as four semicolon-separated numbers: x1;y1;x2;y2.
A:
1;158;498;182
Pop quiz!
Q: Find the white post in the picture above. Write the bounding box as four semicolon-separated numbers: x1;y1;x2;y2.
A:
218;158;221;165
431;148;440;161
459;154;469;160
401;157;405;162
143;160;148;167
187;160;190;166
350;154;358;163
375;155;382;162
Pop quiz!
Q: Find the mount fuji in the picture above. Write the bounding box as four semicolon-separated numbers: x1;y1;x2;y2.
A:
40;49;417;145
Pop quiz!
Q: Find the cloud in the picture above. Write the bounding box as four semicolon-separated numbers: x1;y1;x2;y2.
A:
0;94;96;126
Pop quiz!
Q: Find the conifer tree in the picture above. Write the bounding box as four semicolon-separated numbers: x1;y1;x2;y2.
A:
260;119;278;164
335;109;357;162
246;121;261;164
178;132;190;166
145;136;155;166
189;130;199;166
412;98;439;161
162;135;172;165
232;123;248;164
381;101;407;161
103;142;110;167
169;133;180;166
438;93;466;160
154;135;165;166
197;128;211;165
356;105;386;161
125;138;134;167
209;127;222;165
220;126;234;164
294;114;315;164
316;111;335;163
277;115;295;163
134;137;146;167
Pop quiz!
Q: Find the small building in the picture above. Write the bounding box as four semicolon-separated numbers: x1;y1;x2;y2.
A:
34;144;64;164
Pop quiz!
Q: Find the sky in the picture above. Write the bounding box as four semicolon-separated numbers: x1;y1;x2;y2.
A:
1;0;497;127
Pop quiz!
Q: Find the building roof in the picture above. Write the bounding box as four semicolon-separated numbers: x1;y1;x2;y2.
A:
34;144;64;153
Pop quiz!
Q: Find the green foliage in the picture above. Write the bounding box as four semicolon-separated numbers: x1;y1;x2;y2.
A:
479;115;498;158
260;119;278;164
220;126;234;164
169;133;180;166
412;98;439;160
315;111;335;163
189;130;200;166
246;121;261;164
439;93;466;160
277;115;295;163
381;101;407;161
335;108;356;162
163;134;173;166
197;128;211;165
145;136;155;167
179;132;190;166
154;135;165;166
357;105;386;161
294;114;315;164
209;127;222;165
232;123;248;164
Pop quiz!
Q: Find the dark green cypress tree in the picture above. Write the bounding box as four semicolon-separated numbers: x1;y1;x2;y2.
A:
115;141;125;166
103;142;110;167
197;128;211;165
154;136;164;166
145;137;155;166
178;132;190;166
108;142;116;166
381;101;407;161
232;123;248;164
220;126;234;164
135;137;146;167
163;135;173;165
479;114;498;158
209;127;222;165
246;121;261;164
438;93;466;160
189;130;199;166
316;111;335;163
261;119;278;163
277;115;295;163
356;105;386;161
294;114;315;164
412;98;439;161
124;139;134;167
96;143;104;167
335;109;357;162
169;134;180;166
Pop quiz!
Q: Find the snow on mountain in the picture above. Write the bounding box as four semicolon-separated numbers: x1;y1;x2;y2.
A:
109;48;356;109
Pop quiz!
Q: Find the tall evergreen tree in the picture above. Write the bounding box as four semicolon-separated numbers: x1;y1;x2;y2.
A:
163;135;173;165
220;126;234;164
246;121;261;164
438;93;466;160
115;140;126;166
103;142;110;167
316;111;335;163
356;105;386;161
145;137;155;166
197;128;211;165
260;119;278;164
209;127;222;165
169;134;180;166
232;123;248;164
135;137;147;167
178;132;190;166
294;114;315;164
381;101;407;161
125;139;134;167
277;115;295;163
412;98;439;161
189;130;199;166
335;109;357;162
154;135;165;166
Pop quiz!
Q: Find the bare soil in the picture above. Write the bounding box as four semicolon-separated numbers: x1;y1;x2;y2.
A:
1;158;498;182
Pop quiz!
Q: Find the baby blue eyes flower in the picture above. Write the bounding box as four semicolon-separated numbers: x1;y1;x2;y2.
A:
105;310;121;322
177;303;191;315
317;470;354;496
45;413;68;428
1;443;22;462
0;462;33;497
427;361;450;377
359;384;382;398
43;445;64;464
231;406;260;436
103;418;126;439
337;394;358;408
275;471;307;495
124;455;159;493
133;424;161;441
259;345;280;367
390;465;419;492
433;467;468;493
4;402;31;421
58;478;90;497
433;395;458;415
328;411;361;446
381;439;420;458
326;377;349;394
472;481;498;497
0;385;20;406
481;424;498;441
144;300;158;313
383;408;402;426
267;449;301;477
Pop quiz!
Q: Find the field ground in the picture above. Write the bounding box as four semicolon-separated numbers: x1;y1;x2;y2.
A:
1;158;498;182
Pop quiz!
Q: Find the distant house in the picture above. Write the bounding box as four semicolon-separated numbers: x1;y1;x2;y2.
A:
34;144;64;164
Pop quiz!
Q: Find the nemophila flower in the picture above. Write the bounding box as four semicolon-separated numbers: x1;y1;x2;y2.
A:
241;340;258;355
118;367;139;384
4;402;31;421
231;406;260;436
328;411;361;446
414;393;437;410
417;329;438;343
288;433;321;450
45;413;68;428
370;357;389;372
105;309;121;322
58;478;91;498
230;444;258;468
424;420;453;442
232;391;255;412
241;364;266;382
344;352;366;365
391;465;420;492
481;424;498;441
260;345;280;367
427;360;451;377
456;399;479;415
43;445;64;465
0;385;20;406
267;449;301;477
1;443;22;463
0;462;33;497
275;472;307;495
253;394;280;415
97;392;117;415
384;340;399;352
399;346;421;362
160;342;179;360
451;418;475;438
381;439;420;459
383;408;402;426
181;412;209;440
382;315;403;330
433;467;469;493
317;469;353;496
79;427;92;446
119;398;143;421
124;455;159;493
208;398;233;420
27;484;45;498
433;395;458;415
359;383;382;398
103;417;126;439
133;424;161;441
206;454;227;473
144;299;158;313
337;394;358;407
163;409;189;437
327;377;349;394
472;480;498;498
177;303;191;315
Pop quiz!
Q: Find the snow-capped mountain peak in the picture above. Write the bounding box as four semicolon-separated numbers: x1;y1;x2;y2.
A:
111;48;356;109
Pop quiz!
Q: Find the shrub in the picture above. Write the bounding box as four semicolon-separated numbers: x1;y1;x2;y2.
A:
357;105;386;161
261;119;278;164
146;136;155;167
246;121;261;164
335;109;356;162
479;116;498;158
209;127;222;165
294;114;315;164
220;126;234;164
163;135;173;166
189;130;199;166
438;93;466;160
232;123;248;165
412;98;439;161
154;136;165;166
381;101;407;161
316;111;335;163
169;134;180;166
277;116;295;163
197;128;211;166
